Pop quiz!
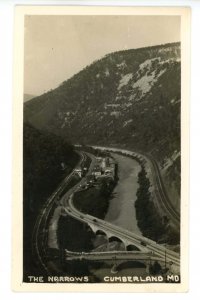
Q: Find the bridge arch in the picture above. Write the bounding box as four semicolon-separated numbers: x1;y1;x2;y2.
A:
126;244;140;251
109;236;124;243
108;236;126;249
96;230;107;237
116;260;147;272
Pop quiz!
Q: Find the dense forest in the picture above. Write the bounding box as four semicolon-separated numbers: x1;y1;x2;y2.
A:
135;166;179;245
135;166;166;241
57;216;95;252
23;122;79;277
73;176;117;219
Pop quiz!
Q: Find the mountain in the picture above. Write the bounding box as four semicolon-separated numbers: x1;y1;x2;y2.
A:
23;122;79;212
23;122;79;276
24;42;181;211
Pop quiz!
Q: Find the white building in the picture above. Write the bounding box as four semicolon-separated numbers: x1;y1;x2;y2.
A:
74;168;83;178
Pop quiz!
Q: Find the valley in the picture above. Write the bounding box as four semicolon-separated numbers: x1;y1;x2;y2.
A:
23;42;181;282
24;42;181;211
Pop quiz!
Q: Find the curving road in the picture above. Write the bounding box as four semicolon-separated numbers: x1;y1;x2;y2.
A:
32;146;180;274
62;146;180;268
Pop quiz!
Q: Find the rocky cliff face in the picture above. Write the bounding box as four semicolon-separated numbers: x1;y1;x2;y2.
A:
24;42;181;210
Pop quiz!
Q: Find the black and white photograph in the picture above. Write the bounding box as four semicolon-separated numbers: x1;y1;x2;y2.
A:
12;5;190;292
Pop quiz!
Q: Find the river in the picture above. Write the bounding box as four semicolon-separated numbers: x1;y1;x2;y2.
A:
105;153;141;235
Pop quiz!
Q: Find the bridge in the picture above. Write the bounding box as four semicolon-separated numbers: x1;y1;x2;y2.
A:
64;249;175;274
59;147;180;274
62;195;180;269
33;147;180;275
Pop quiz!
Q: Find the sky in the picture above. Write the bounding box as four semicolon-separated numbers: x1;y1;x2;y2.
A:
24;15;180;96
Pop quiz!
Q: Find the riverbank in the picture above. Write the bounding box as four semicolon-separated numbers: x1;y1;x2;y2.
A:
73;175;118;219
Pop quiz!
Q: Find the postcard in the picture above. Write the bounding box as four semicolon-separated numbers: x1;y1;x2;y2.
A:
12;5;190;292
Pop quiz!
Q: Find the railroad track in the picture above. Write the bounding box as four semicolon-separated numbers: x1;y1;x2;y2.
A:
31;146;180;273
64;198;180;267
147;153;180;223
31;151;86;272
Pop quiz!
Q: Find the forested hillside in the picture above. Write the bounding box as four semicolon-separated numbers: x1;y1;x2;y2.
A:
23;122;79;277
24;42;181;211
